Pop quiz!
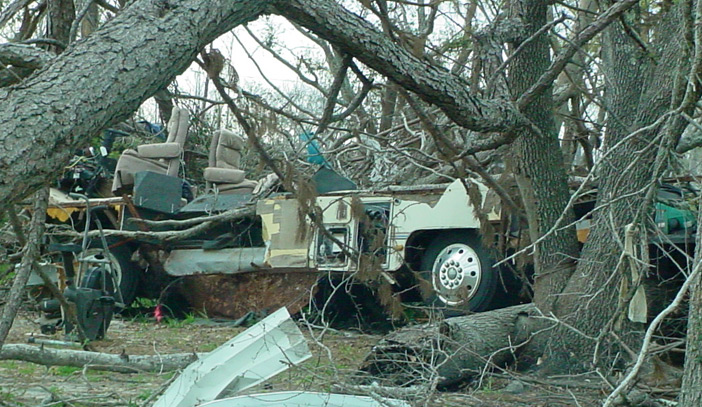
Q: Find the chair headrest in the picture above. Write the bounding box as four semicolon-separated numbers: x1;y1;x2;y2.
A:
218;129;245;150
166;106;190;145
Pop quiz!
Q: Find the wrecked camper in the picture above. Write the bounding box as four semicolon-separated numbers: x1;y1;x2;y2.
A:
43;166;508;320
36;106;698;331
31;106;520;323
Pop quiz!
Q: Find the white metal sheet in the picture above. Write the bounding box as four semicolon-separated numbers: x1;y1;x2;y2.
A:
197;391;411;407
153;308;311;407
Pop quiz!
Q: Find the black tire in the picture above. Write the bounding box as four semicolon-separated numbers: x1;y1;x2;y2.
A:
78;238;140;306
420;231;497;316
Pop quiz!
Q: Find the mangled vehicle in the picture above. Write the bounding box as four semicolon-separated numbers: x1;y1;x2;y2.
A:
34;106;698;338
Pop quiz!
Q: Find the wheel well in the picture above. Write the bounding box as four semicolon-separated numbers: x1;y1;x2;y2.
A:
404;228;481;272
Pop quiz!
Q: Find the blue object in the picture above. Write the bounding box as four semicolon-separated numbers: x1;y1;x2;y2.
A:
138;120;165;140
299;132;330;167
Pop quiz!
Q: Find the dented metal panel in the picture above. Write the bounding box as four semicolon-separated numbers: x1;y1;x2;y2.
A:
153;307;312;407
254;179;494;273
198;391;412;407
164;248;267;276
386;179;491;270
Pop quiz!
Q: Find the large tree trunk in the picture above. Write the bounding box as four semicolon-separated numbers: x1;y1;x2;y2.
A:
361;304;548;387
47;0;75;50
507;0;580;314
542;1;690;371
0;0;272;209
681;270;702;406
681;167;702;406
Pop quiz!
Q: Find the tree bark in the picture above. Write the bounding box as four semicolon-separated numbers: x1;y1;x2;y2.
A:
680;159;702;405
0;43;52;69
680;270;702;406
0;344;198;373
47;0;76;51
507;0;580;315
0;43;53;86
361;304;548;387
0;187;49;348
543;1;691;372
0;0;272;210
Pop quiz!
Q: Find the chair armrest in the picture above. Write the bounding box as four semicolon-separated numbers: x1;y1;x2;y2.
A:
137;143;182;158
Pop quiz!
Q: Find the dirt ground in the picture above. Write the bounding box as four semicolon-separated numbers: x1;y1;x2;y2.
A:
0;306;623;407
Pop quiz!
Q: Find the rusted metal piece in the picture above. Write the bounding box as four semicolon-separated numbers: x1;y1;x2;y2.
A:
180;271;319;319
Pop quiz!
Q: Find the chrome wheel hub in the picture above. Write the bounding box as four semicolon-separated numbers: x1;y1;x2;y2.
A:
432;243;481;306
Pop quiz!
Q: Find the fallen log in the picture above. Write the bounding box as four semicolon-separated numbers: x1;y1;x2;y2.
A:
0;344;199;373
360;303;550;387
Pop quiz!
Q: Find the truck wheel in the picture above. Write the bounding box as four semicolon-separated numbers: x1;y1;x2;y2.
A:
420;231;497;315
78;238;139;306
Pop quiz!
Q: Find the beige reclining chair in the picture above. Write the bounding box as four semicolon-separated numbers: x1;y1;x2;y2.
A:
111;106;189;195
204;129;257;194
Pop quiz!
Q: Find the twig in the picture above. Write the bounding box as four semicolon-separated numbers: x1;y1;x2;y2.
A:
603;248;702;406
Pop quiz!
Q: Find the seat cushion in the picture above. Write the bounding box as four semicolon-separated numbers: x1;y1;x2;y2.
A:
216;179;259;194
137;142;182;158
204;167;246;184
111;153;168;193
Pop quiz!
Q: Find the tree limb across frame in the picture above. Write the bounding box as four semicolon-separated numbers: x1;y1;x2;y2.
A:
0;0;633;211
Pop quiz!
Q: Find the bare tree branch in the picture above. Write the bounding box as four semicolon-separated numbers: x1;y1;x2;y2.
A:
272;0;528;132
316;53;351;134
0;344;199;373
69;0;97;43
0;0;33;31
517;0;639;110
0;43;51;68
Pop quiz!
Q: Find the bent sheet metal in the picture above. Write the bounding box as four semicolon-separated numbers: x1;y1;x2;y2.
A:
153;307;311;407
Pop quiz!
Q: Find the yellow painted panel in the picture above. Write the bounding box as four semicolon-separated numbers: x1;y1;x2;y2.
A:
261;213;279;237
46;207;77;222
